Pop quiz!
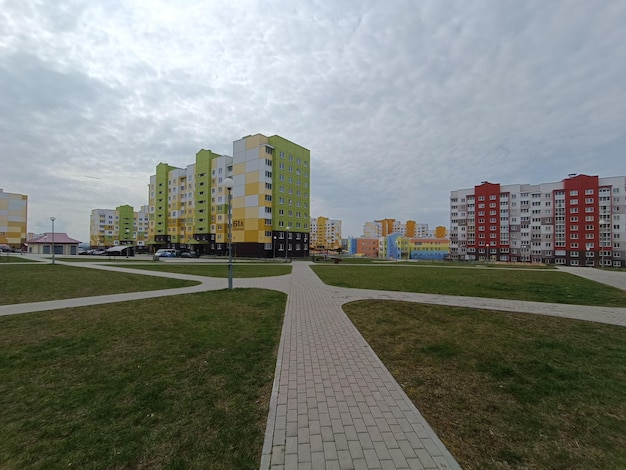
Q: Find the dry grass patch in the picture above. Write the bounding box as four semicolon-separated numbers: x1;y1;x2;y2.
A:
344;300;626;469
312;265;626;306
0;289;285;469
0;264;198;305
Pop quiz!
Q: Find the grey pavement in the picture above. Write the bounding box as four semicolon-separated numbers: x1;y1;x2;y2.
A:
556;265;626;291
256;262;460;470
3;258;626;469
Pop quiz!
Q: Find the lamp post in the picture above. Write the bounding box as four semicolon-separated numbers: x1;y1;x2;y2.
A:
223;177;234;289
599;219;606;268
50;217;56;264
285;226;290;262
485;243;490;263
273;236;277;258
125;229;130;258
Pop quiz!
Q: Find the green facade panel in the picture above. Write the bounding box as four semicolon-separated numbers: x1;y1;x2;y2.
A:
268;135;311;234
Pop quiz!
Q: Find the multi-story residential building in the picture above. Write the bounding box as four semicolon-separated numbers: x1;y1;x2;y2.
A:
362;222;380;238
90;205;150;249
449;174;626;267
148;149;224;252
362;219;444;238
0;188;28;249
147;133;311;258
310;216;342;251
231;134;310;257
363;219;399;237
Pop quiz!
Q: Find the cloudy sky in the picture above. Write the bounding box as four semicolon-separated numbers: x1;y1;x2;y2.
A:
2;0;625;242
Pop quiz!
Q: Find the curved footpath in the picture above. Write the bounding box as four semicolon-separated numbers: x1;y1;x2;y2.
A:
2;260;626;469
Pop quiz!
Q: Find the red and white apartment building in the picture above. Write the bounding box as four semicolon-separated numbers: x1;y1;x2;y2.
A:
450;174;626;267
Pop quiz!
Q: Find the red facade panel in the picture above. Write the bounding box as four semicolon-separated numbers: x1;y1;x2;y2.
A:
563;175;600;252
473;182;501;254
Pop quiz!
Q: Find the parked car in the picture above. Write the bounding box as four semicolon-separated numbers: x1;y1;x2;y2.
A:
180;251;200;258
155;249;177;257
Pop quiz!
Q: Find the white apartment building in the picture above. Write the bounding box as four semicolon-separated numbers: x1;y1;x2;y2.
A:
450;174;626;267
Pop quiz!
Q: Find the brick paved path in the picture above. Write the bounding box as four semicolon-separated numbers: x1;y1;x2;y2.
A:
259;262;460;469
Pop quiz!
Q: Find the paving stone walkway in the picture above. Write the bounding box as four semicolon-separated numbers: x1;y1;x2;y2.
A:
257;262;459;470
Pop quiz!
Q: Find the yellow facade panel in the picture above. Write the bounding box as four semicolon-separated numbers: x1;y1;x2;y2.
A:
233;162;246;175
246;172;260;184
245;134;268;150
244;207;258;219
232;207;245;221
244;230;260;242
245;182;263;195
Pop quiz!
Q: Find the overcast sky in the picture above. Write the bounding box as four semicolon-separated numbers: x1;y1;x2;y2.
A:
2;0;625;242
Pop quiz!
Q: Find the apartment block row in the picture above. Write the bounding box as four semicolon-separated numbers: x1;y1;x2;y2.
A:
449;174;626;267
363;219;447;239
91;133;312;258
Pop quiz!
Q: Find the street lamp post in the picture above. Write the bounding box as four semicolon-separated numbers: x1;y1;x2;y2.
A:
223;177;234;289
285;226;290;262
50;217;56;265
125;229;130;258
599;219;606;268
273;236;277;258
485;243;490;263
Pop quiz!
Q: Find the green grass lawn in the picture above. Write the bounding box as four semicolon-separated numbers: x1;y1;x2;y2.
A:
0;255;38;263
3;261;625;469
312;265;626;306
344;300;626;469
54;257;149;262
127;263;292;278
0;290;285;469
0;265;198;305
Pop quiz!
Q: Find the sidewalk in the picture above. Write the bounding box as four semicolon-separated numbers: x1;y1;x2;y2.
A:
257;263;460;470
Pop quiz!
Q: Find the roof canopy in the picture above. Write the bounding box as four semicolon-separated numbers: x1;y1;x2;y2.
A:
27;233;81;244
105;245;133;253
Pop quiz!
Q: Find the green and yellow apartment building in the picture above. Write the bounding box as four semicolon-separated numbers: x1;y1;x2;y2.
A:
147;133;311;258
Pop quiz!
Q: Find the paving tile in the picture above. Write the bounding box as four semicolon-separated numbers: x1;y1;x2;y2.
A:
323;441;338;461
311;451;325;469
348;439;365;459
298;442;311;462
334;433;349;451
310;434;323;453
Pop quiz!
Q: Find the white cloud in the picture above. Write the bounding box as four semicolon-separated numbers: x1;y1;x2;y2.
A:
1;0;625;240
